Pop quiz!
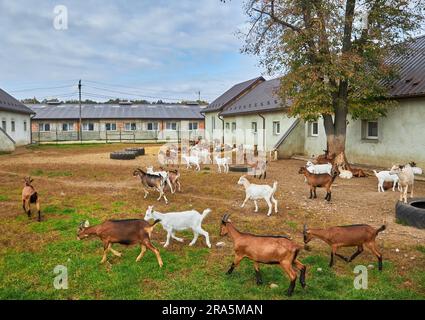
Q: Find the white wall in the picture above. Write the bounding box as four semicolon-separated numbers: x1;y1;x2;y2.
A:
0;111;31;146
220;112;298;151
304;97;425;168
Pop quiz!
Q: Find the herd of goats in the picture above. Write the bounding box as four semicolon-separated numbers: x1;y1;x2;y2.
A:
19;144;423;297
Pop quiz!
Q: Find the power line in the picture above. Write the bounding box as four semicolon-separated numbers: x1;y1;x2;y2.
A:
83;84;182;101
10;84;76;93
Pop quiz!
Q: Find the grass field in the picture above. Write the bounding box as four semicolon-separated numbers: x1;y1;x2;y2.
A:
0;144;424;300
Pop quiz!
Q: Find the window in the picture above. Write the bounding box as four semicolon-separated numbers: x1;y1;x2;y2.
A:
166;122;177;131
1;120;6;131
310;121;319;137
212;117;216;130
105;123;116;131
82;122;94;131
62;123;74;131
11;120;15;132
125;123;137;131
366;121;378;139
231;122;236;132
39;123;50;132
251;122;257;133
147;122;158;131
225;123;230;130
273;121;281;135
23;121;27;132
189;122;198;131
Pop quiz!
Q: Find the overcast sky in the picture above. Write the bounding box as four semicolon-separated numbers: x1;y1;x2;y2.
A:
0;0;265;103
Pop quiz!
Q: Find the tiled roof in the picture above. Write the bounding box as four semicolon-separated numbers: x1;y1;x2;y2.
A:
0;88;34;114
202;76;265;113
29;104;205;120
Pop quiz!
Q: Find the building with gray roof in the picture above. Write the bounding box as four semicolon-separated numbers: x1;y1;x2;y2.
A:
0;88;34;151
28;103;205;143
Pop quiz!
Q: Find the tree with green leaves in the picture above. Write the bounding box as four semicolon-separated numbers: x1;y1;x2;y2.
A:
242;0;424;156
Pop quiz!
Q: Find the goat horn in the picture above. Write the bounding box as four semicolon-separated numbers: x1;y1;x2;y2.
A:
222;213;230;223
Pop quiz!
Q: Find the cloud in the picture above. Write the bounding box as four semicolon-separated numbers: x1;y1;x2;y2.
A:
0;0;264;102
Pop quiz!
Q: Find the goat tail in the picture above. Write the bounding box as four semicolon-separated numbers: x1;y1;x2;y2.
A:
375;225;386;235
200;208;212;221
271;181;278;195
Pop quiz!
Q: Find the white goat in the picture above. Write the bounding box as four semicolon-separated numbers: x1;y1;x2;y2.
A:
389;164;415;203
338;167;353;179
306;161;332;175
144;205;211;248
146;166;174;194
182;154;201;171
237;176;278;216
373;170;401;192
215;156;230;173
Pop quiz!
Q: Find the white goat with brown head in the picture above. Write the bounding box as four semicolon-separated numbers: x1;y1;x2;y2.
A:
21;176;41;222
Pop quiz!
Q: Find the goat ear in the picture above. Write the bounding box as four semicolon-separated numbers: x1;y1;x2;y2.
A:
84;220;90;228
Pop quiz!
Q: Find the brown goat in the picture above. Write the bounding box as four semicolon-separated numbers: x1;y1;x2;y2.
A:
160;167;181;192
303;224;385;270
314;150;335;165
221;214;306;296
298;167;338;201
21;177;41;222
351;167;367;178
77;219;163;266
133;168;168;204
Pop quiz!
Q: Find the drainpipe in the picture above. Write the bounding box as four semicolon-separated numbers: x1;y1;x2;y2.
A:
218;113;225;145
258;113;266;152
30;113;36;145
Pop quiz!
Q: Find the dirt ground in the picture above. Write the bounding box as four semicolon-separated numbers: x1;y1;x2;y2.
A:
0;143;424;297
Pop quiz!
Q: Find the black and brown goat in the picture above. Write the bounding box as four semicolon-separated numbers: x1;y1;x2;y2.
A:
220;214;306;296
133;168;168;204
21;176;41;222
303;224;385;270
77;218;163;266
298;167;338;201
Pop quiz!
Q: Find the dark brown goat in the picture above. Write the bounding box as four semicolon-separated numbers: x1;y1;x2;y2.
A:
221;214;306;296
303;224;385;270
21;177;41;222
133;168;168;204
77;219;163;266
298;167;338;201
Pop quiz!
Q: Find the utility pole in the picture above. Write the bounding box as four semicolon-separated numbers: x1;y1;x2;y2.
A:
198;91;201;102
78;80;82;143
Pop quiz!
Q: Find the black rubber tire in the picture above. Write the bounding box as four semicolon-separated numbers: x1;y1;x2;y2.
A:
125;147;145;156
395;199;425;229
229;165;250;173
110;151;137;160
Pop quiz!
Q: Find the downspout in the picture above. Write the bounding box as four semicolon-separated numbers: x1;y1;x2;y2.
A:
30;113;36;145
258;113;266;152
218;113;225;145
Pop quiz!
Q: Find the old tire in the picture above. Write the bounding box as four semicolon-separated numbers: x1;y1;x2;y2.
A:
229;164;250;173
110;151;136;160
125;147;145;156
395;199;425;229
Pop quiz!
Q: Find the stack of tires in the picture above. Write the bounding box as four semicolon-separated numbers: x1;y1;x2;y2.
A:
110;147;145;160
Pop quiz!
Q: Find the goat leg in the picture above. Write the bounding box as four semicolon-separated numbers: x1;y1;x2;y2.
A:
136;245;146;262
294;259;307;289
314;188;317;199
335;253;349;262
227;256;242;274
348;246;364;262
254;262;263;285
36;200;41;222
329;252;334;267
